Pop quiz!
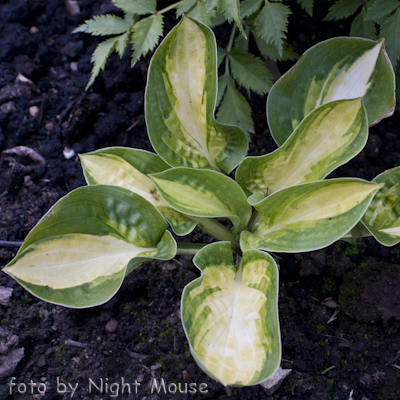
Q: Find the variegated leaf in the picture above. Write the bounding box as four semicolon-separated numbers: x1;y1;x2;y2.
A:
157;206;197;236
241;179;381;252
80;148;197;236
362;166;400;246
3;186;176;308
267;37;395;146
151;167;252;234
145;17;248;174
181;242;280;386
236;98;368;196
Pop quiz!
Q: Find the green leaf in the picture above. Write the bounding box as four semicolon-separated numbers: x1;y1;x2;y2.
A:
209;12;226;28
296;0;313;16
146;17;248;174
86;32;129;89
267;37;395;146
3;186;176;308
253;31;299;61
380;8;400;70
362;167;400;246
79;147;197;236
217;46;226;67
255;1;291;57
124;12;137;25
323;0;363;21
241;179;382;253
217;77;254;138
236;98;368;196
206;0;245;36
234;27;250;52
73;14;131;36
187;2;216;26
131;14;164;67
176;0;197;17
229;48;273;94
240;0;263;18
156;206;197;236
151;167;252;234
181;242;280;386
365;0;399;21
112;0;156;15
396;63;400;104
80;147;169;207
350;8;377;40
216;74;229;107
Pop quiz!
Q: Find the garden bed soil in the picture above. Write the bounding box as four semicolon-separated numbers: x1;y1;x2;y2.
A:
0;1;400;399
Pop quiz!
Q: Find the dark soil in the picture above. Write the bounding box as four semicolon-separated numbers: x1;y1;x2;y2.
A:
0;1;400;399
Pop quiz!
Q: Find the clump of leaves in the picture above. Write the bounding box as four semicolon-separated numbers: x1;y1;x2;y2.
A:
4;16;398;388
74;0;310;135
324;0;400;102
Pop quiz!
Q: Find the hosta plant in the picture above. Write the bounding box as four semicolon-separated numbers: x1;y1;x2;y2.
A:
3;17;399;388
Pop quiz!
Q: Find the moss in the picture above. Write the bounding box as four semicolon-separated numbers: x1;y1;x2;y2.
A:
159;327;176;338
157;357;166;368
321;277;337;296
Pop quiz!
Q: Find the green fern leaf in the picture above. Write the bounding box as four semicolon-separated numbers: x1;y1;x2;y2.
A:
296;0;314;16
255;1;291;57
205;0;245;37
323;0;363;21
112;0;156;15
365;0;399;22
176;0;197;17
87;32;128;89
115;31;130;57
73;14;131;36
240;0;263;19
253;31;298;61
229;48;273;94
209;12;226;28
217;77;254;138
131;14;164;67
187;2;216;26
217;74;229;107
234;26;250;52
380;8;400;70
205;0;218;13
124;12;137;25
217;46;226;67
350;8;377;40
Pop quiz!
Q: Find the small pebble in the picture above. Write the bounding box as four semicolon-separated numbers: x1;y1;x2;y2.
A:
29;26;39;34
45;122;54;131
0;101;16;114
16;73;33;84
105;319;118;333
24;176;33;187
137;374;144;382
29;106;39;118
0;286;13;306
63;147;75;159
150;363;162;370
70;62;78;72
37;358;46;367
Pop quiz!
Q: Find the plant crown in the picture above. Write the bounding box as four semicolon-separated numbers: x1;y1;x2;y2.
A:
3;16;398;388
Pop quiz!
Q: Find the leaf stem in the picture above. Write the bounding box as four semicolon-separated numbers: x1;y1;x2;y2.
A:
190;216;239;249
156;1;184;15
225;22;237;75
176;243;206;256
